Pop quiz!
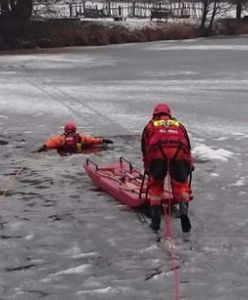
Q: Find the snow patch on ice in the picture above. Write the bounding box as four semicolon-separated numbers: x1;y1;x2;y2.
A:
192;144;233;161
72;252;99;259
62;245;83;256
77;286;112;295
52;264;91;276
76;286;130;295
230;177;245;187
147;44;248;51
231;132;246;136
210;173;219;177
231;132;248;139
194;137;206;142
215;137;229;141
24;234;34;240
137;244;159;253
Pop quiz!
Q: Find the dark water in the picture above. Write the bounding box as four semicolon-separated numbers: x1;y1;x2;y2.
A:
0;37;248;299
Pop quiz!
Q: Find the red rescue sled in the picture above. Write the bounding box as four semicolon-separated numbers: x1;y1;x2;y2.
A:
83;156;176;208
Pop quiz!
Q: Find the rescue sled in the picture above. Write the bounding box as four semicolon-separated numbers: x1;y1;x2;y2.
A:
83;156;176;209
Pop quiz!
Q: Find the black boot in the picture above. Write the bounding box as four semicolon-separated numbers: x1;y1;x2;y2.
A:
180;215;191;233
150;206;161;231
179;201;191;233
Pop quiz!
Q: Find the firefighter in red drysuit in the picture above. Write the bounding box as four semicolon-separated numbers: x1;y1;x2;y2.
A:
141;103;194;232
37;121;113;155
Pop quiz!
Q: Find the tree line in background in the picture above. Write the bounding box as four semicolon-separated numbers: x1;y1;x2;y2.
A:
0;0;32;20
0;0;248;34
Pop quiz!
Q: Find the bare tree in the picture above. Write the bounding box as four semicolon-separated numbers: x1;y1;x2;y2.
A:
32;0;72;18
0;0;9;13
199;0;230;35
0;0;33;20
234;0;248;19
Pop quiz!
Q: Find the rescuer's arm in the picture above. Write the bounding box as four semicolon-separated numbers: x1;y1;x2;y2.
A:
102;139;113;144
80;134;113;146
141;125;150;173
37;135;65;152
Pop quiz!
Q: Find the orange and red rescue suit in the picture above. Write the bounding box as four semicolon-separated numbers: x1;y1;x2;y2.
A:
141;115;193;206
45;133;103;155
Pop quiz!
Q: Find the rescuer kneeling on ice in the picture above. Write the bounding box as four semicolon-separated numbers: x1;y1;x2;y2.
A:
37;121;113;155
141;103;194;233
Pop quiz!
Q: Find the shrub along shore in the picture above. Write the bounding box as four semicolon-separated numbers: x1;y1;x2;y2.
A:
0;18;247;51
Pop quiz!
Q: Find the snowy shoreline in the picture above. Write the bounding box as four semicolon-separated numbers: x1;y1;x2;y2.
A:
0;17;247;51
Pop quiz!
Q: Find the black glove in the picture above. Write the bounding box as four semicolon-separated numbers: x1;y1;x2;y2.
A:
37;145;47;152
102;139;113;144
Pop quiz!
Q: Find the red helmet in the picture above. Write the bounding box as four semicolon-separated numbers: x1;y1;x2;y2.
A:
64;121;76;134
153;103;171;117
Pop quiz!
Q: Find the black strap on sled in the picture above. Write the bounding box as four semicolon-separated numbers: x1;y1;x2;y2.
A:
139;170;150;200
189;168;193;188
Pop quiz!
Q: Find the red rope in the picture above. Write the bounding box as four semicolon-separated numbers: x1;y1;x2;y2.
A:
163;174;181;300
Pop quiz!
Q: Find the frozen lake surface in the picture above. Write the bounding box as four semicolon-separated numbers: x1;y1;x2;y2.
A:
0;36;248;300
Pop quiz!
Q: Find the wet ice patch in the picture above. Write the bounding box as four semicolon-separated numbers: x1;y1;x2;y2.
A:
0;140;8;145
0;54;116;70
0;82;69;114
192;144;233;161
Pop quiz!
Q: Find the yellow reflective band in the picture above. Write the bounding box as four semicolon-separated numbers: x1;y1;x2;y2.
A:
168;120;180;127
153;119;180;127
153;120;166;126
